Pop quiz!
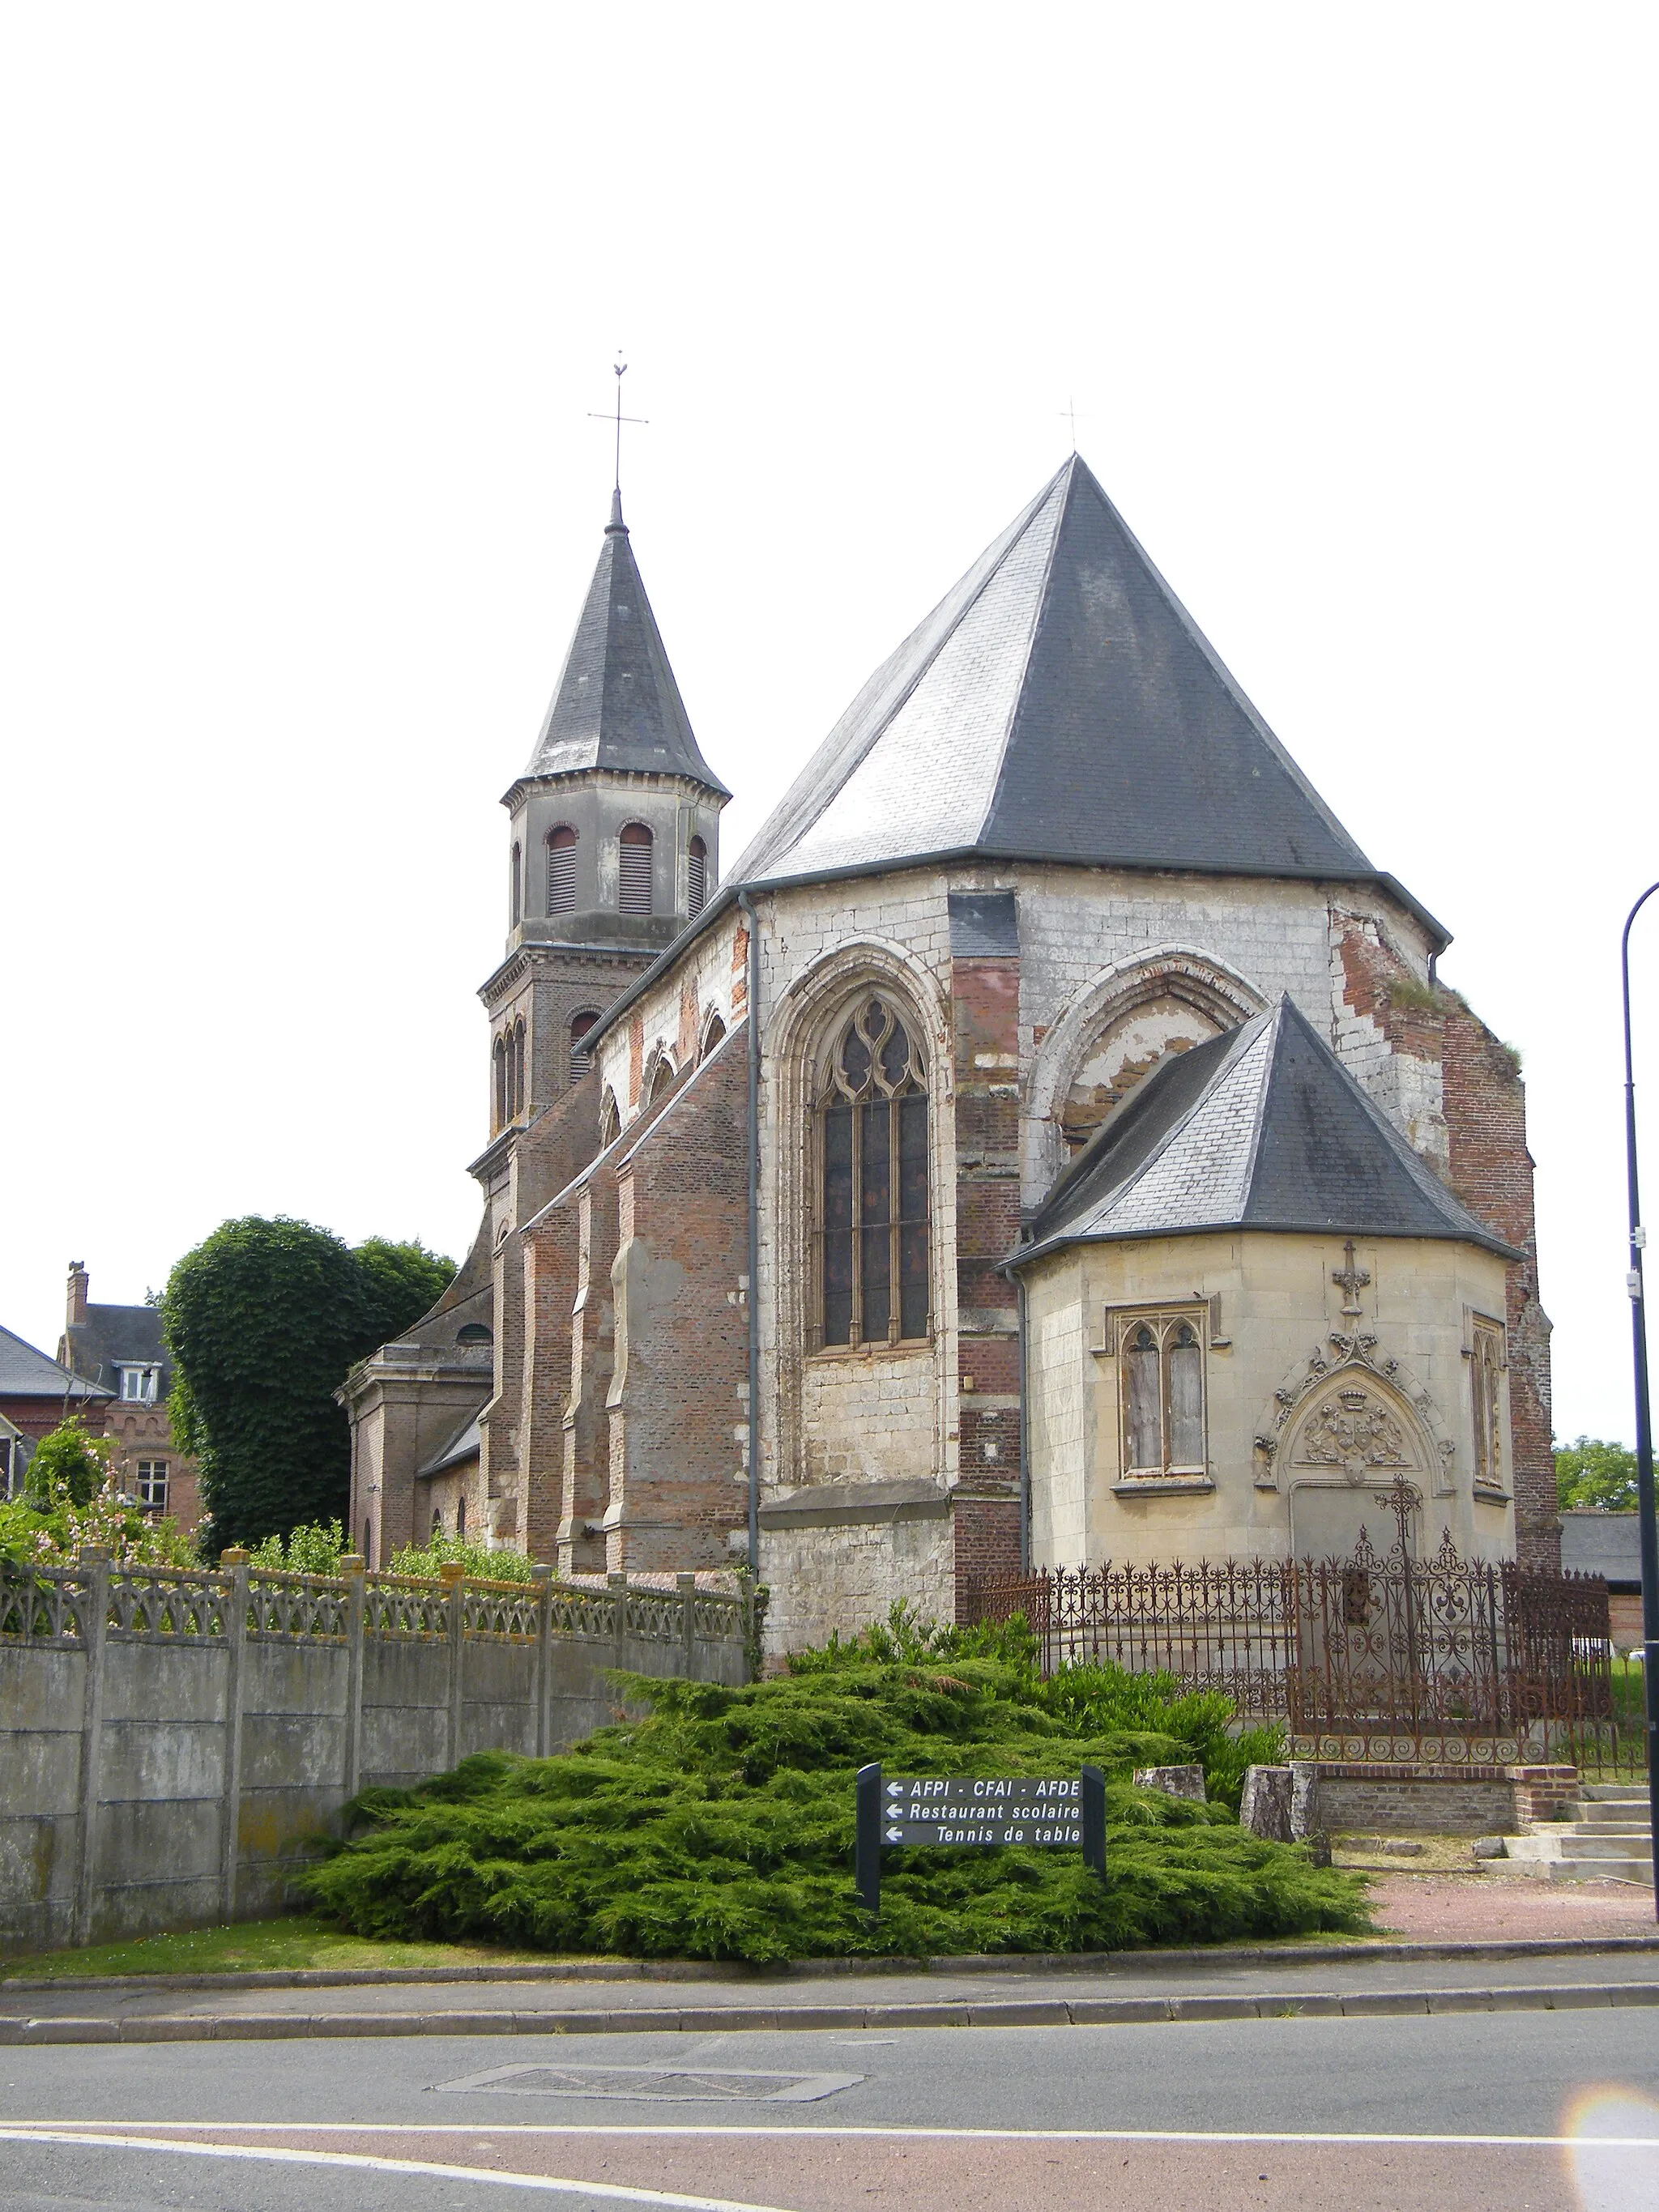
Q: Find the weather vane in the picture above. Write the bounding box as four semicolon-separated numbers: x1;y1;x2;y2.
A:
589;354;648;496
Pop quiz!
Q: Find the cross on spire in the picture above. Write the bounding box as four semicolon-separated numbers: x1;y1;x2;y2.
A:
589;355;648;497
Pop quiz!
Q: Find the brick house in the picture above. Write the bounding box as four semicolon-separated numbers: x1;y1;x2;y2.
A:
343;455;1555;1647
57;1264;203;1535
1;1319;109;1495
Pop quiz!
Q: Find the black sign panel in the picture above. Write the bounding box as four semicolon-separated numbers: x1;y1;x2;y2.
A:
878;1775;1084;1848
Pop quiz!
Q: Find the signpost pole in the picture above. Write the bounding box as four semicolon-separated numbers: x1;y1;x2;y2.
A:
1081;1763;1106;1879
855;1762;882;1919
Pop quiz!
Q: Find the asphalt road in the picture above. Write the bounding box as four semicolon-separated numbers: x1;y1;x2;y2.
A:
3;2010;1657;2210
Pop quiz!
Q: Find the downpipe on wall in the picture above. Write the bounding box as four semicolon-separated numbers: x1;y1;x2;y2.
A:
739;889;761;1579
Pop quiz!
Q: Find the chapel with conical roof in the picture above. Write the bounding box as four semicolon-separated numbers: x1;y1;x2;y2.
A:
345;457;1555;1644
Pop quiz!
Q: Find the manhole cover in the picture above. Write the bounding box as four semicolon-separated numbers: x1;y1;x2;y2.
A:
433;2063;862;2103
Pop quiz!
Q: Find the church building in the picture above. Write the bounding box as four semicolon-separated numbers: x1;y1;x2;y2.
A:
343;455;1555;1650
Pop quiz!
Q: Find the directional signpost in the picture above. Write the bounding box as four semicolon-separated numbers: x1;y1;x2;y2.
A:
854;1765;1106;1918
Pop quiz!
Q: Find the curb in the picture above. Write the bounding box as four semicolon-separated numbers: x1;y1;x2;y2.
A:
2;1983;1656;2044
6;1933;1659;1999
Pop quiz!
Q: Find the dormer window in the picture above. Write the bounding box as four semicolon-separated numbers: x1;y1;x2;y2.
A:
618;823;654;915
547;825;578;914
120;1366;160;1404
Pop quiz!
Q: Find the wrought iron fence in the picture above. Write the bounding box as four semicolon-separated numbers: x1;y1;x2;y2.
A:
963;1524;1643;1772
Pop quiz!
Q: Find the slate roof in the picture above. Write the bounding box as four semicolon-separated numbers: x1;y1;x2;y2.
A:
1559;1513;1642;1588
416;1409;484;1478
61;1304;173;1397
730;455;1441;942
521;492;729;795
0;1323;109;1401
1016;995;1516;1264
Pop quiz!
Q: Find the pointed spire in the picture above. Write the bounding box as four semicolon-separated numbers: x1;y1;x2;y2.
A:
522;501;729;795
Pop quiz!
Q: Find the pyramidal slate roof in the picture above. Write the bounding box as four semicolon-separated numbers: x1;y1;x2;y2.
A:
731;456;1437;937
521;492;729;795
0;1322;109;1400
1017;995;1516;1264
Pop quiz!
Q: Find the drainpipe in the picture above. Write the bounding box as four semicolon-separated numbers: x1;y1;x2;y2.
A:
738;889;761;1577
1015;1270;1031;1573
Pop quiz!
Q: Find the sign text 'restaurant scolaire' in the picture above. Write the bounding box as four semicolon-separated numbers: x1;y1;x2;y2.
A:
880;1775;1082;1848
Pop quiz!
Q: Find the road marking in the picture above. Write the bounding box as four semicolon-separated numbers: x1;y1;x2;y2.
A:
0;2127;795;2210
11;2119;1659;2149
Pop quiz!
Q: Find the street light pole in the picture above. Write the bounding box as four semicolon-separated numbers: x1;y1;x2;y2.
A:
1619;881;1659;1919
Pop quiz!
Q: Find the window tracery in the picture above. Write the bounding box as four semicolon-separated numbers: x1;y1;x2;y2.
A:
1470;1319;1506;1490
1117;1310;1207;1477
812;995;929;1349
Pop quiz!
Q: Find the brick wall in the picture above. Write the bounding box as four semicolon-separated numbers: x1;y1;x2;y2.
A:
605;1032;750;1571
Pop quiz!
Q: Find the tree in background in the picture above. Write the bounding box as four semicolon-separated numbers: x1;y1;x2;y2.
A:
22;1419;110;1511
1;1418;194;1570
1555;1435;1640;1513
164;1218;453;1555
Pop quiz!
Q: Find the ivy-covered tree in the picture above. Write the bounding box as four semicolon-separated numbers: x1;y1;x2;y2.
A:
163;1218;453;1555
1555;1435;1640;1513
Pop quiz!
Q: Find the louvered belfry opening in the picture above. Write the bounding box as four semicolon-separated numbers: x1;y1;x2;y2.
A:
814;997;929;1349
687;835;707;916
618;822;654;915
569;1010;598;1086
546;825;578;914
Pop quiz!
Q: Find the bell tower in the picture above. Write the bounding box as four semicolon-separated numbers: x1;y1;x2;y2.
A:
480;490;731;1139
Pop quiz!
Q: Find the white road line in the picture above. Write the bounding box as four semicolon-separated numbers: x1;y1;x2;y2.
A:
9;2119;1659;2149
0;2129;795;2211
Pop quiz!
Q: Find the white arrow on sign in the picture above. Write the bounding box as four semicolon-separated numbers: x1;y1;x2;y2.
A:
885;1826;906;1842
886;1784;903;1796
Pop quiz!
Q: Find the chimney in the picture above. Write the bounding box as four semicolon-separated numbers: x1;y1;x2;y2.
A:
66;1261;88;1332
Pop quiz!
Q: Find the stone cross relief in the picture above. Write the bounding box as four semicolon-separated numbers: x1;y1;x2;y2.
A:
1332;1238;1371;1317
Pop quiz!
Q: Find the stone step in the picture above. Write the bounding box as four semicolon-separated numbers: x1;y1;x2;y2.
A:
1579;1783;1650;1803
1578;1799;1652;1823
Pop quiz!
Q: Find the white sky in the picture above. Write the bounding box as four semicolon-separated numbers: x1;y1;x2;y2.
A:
2;4;1655;1447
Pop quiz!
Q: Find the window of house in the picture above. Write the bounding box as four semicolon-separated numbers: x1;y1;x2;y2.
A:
813;995;929;1349
547;825;578;913
120;1366;159;1404
687;835;707;916
1115;1311;1207;1477
134;1460;168;1511
1471;1319;1506;1490
510;842;521;927
618;822;654;915
569;1010;599;1085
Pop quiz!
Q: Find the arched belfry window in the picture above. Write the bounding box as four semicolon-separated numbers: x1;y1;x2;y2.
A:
510;842;522;927
687;835;707;916
569;1010;598;1086
547;826;578;914
618;822;654;915
813;996;929;1349
493;1034;508;1132
513;1018;527;1119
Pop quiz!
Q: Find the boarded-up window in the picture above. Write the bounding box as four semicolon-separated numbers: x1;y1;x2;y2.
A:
1117;1310;1208;1477
547;825;578;914
813;996;929;1349
688;835;707;915
618;822;653;915
1471;1321;1505;1488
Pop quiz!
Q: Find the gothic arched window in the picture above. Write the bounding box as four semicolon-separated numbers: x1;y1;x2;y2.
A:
1120;1313;1206;1477
700;1011;726;1059
493;1034;508;1132
569;1010;599;1086
813;996;929;1349
648;1053;674;1104
599;1089;621;1149
547;825;578;914
618;822;654;915
687;835;707;916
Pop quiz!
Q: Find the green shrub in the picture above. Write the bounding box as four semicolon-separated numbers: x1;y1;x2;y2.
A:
248;1519;348;1575
305;1615;1360;1963
386;1534;536;1582
0;1421;197;1571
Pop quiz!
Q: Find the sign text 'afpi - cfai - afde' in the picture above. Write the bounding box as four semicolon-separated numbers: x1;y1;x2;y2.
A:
880;1775;1085;1847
